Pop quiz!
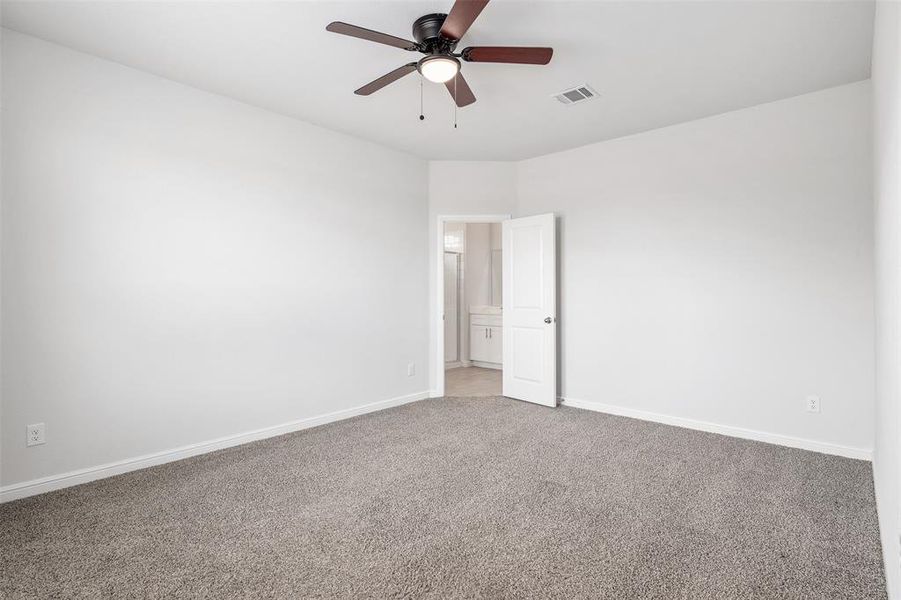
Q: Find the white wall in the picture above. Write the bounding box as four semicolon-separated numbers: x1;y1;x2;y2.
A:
490;223;501;252
428;162;515;393
0;31;429;489
872;2;901;596
517;82;874;455
464;223;491;363
428;162;518;218
464;223;492;310
489;223;502;306
430;83;875;456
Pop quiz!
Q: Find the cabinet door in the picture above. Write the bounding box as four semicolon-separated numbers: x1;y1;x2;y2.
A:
470;325;490;362
488;327;503;364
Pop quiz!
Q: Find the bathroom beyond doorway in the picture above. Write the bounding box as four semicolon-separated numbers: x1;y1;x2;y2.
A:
443;220;503;397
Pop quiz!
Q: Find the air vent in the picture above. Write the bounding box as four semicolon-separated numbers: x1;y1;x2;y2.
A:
552;84;598;106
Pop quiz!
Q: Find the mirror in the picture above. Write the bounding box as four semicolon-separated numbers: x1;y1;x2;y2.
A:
491;249;502;306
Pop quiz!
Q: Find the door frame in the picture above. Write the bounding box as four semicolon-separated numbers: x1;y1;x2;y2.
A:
432;214;511;398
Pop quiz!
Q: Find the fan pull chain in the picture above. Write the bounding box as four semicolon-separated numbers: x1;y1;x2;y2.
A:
419;75;424;121
454;74;458;129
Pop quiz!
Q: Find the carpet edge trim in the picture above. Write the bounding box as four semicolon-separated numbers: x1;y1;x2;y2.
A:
0;390;430;503
561;397;873;461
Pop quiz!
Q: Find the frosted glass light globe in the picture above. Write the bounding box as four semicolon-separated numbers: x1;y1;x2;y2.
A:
419;56;460;83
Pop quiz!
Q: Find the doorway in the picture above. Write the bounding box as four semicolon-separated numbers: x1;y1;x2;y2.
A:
438;216;507;397
433;213;558;407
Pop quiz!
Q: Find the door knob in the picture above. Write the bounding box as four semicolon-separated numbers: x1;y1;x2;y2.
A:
544;317;554;324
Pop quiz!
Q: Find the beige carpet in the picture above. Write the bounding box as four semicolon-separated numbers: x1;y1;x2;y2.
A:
0;397;887;599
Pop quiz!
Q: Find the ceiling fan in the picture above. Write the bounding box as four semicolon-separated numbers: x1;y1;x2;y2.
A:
326;0;553;107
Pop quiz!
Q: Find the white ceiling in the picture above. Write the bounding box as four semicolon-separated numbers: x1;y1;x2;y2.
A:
1;1;874;160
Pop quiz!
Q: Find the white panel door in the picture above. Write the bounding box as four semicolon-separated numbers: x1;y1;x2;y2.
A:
444;253;459;363
502;214;556;407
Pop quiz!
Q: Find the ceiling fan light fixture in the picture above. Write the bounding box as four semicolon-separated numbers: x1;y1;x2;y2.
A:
418;55;460;83
327;1;555;107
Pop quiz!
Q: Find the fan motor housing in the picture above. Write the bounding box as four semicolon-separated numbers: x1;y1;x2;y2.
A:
412;13;457;52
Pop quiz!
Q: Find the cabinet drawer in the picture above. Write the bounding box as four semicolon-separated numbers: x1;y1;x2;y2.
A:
471;314;502;327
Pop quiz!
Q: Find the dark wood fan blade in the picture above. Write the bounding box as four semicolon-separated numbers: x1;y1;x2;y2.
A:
439;0;490;41
444;72;476;107
355;63;418;96
462;46;553;65
327;22;420;51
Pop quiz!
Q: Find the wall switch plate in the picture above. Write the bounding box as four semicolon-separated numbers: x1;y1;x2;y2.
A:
407;362;415;377
805;395;821;413
27;423;46;446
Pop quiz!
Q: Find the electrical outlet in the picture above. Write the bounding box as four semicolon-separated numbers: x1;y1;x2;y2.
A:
407;362;416;377
806;395;821;413
26;423;46;446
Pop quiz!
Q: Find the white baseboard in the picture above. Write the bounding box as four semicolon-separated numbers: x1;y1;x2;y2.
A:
561;397;872;461
0;390;430;504
471;361;502;370
445;361;471;370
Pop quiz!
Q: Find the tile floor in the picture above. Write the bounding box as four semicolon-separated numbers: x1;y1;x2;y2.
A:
445;366;501;396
